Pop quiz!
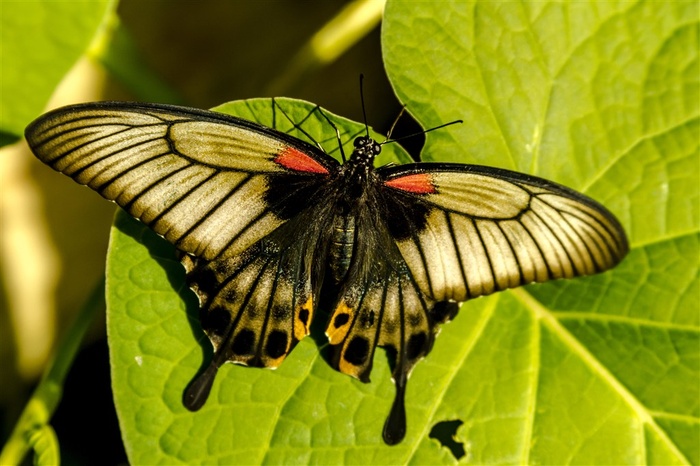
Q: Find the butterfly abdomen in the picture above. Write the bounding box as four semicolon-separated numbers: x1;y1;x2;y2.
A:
328;212;356;283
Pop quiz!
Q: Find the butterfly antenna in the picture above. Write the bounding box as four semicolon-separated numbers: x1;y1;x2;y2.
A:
384;119;463;146
359;74;371;139
274;99;327;153
271;97;277;129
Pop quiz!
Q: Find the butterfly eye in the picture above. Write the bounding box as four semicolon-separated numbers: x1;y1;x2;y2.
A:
373;142;381;154
354;137;367;148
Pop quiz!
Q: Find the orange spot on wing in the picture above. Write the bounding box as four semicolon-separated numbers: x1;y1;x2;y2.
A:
338;354;364;379
384;173;436;194
293;296;314;341
326;302;354;345
275;146;329;174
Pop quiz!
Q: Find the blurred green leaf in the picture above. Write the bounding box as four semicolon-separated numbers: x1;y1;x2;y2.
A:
107;1;698;464
0;0;114;140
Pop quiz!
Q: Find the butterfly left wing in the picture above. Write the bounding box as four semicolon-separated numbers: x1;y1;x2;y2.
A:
376;163;628;303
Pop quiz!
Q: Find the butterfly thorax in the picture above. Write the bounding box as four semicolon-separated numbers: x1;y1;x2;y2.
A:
338;136;381;197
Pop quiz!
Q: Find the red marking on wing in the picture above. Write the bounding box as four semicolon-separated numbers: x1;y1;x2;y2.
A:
274;146;329;174
384;173;436;194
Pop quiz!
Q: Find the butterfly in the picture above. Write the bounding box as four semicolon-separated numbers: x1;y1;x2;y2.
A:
25;99;628;445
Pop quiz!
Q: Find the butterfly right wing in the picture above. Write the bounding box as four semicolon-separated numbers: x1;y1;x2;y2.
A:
324;161;628;444
25;101;338;262
25;102;339;406
376;163;628;302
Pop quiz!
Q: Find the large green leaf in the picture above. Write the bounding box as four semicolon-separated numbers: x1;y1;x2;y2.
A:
108;1;699;464
384;0;699;464
108;99;419;464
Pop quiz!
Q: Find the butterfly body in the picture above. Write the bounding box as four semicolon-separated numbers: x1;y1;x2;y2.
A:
25;100;628;445
327;212;356;283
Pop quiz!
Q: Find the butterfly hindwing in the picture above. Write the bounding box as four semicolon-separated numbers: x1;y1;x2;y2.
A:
184;226;314;369
182;211;331;409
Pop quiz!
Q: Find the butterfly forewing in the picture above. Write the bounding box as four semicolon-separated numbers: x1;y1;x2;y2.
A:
377;163;628;302
26;103;338;263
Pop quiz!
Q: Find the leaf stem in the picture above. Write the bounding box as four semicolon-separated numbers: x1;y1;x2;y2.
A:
0;279;105;465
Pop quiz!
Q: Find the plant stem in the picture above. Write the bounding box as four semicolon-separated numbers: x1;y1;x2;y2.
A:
0;279;105;466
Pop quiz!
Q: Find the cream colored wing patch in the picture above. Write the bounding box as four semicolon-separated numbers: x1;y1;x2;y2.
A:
381;166;628;303
24;102;335;261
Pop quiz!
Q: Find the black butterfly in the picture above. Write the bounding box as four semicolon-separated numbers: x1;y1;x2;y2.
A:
25;100;628;445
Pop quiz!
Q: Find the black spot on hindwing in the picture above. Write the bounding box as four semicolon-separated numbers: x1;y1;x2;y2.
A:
333;312;350;328
407;332;428;361
298;307;310;326
408;313;423;327
272;306;290;321
188;266;219;297
232;329;255;356
203;306;231;338
432;301;459;323
344;336;370;366
265;330;288;359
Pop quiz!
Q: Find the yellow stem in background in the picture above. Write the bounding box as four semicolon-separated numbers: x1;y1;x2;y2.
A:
265;0;385;95
0;142;59;380
0;56;107;381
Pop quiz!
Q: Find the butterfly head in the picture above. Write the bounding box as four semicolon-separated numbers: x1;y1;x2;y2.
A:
349;136;382;166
